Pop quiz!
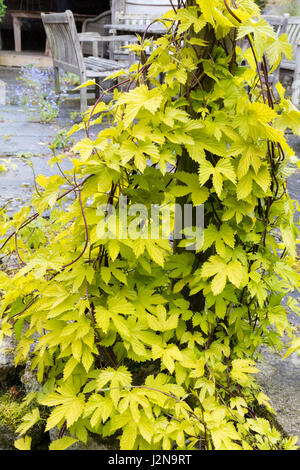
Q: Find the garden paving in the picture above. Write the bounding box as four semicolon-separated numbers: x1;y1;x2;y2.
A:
0;66;299;445
0;66;103;215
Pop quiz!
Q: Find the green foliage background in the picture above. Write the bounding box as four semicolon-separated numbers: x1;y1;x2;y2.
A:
0;1;6;22
0;0;300;451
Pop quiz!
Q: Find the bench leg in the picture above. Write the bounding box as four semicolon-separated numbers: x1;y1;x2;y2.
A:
54;67;60;95
292;79;299;107
54;67;60;96
80;87;88;113
79;70;88;113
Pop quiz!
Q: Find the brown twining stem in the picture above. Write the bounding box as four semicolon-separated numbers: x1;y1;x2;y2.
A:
224;0;283;219
169;0;177;13
85;76;135;139
62;189;89;269
0;175;92;254
14;232;26;266
0;213;39;252
268;141;279;199
280;247;287;259
262;55;274;109
90;303;104;369
86;62;151;138
95;245;104;270
187;71;207;108
277;143;286;162
223;0;267;104
55;160;73;186
247;39;267;104
9;297;37;323
262;198;271;246
58;420;67;439
93;183;117;269
86;15;175;137
141;17;172;47
102;384;206;426
223;0;241;23
210;196;222;225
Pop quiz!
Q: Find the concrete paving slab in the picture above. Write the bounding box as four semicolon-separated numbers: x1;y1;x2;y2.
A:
0;155;73;215
0;136;55;155
0;121;58;136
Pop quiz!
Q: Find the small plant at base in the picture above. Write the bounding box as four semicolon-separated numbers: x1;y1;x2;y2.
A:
0;0;6;23
49;128;74;151
0;392;27;431
0;0;299;451
70;111;82;124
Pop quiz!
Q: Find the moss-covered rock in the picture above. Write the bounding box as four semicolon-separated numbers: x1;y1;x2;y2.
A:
0;392;45;450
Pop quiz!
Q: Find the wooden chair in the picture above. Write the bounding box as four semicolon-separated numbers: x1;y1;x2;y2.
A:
109;0;170;61
41;10;138;112
81;10;112;58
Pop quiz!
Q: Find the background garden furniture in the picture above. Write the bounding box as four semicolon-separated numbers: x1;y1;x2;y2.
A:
10;9;96;53
106;0;169;62
261;14;290;95
260;14;300;106
285;16;300;106
81;10;111;58
41;10;137;112
238;13;300;106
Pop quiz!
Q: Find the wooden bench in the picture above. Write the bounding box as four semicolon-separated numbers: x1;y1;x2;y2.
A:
41;10;137;112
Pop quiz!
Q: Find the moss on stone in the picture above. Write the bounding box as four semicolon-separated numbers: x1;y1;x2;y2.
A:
0;392;29;431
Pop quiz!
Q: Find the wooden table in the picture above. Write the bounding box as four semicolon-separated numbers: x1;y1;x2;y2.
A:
8;10;96;53
104;23;166;35
78;32;138;58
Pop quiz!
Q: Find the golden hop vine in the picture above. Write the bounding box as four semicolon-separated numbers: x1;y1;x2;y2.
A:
1;0;300;450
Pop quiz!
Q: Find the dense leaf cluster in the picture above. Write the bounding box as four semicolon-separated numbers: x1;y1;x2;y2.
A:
0;0;300;450
0;1;5;23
